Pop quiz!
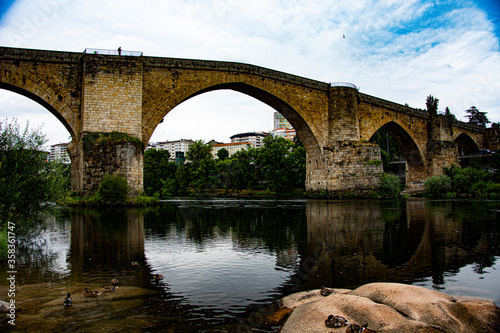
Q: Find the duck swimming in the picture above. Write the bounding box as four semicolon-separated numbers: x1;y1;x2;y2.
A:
102;286;118;292
63;293;73;307
110;278;119;285
83;288;101;297
153;274;164;281
131;261;139;266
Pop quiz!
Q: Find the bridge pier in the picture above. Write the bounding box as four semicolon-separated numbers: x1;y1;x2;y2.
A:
68;134;144;196
307;142;383;194
306;86;384;194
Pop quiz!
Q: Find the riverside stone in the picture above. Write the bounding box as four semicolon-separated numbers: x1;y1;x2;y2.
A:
279;282;500;332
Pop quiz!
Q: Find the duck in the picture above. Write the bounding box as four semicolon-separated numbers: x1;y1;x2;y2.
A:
110;278;119;285
325;315;350;328
131;261;139;266
153;274;164;282
346;323;377;333
320;286;333;297
63;293;73;307
102;286;118;292
83;288;101;297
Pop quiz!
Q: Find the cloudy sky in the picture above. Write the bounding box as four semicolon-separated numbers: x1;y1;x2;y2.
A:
1;0;499;147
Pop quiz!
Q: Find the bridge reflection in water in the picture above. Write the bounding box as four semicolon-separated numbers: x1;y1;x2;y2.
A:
300;199;499;296
14;198;497;331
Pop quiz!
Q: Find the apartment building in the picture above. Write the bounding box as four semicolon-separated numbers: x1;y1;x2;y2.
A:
49;143;70;163
211;142;254;158
230;132;267;149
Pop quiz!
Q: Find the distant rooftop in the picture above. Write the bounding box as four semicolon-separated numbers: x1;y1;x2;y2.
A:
84;48;143;57
230;132;268;139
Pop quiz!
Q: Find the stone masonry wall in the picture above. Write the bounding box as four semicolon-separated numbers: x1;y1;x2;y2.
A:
308;142;383;193
81;139;143;196
82;56;143;139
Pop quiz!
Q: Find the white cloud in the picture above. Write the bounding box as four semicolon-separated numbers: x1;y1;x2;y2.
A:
0;0;499;146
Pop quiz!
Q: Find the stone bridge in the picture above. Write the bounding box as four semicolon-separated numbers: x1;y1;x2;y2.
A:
0;46;495;195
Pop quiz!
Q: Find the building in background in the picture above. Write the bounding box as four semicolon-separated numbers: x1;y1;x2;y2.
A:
211;142;254;158
272;112;296;140
230;132;267;149
148;139;194;162
271;127;296;141
274;112;292;130
49;143;70;163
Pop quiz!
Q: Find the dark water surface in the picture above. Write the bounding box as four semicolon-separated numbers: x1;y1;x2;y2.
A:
1;198;500;332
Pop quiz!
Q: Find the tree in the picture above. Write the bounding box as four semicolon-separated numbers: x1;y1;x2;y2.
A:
255;136;305;191
0;118;67;239
465;106;490;127
143;148;171;195
426;95;439;115
444;107;456;120
216;148;229;160
186;140;212;163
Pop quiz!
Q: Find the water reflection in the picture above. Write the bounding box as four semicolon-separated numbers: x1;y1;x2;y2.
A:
2;198;499;332
298;199;500;304
67;208;147;286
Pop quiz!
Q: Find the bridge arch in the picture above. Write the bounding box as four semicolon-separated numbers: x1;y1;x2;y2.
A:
454;133;479;155
0;64;77;139
144;81;321;154
369;121;424;168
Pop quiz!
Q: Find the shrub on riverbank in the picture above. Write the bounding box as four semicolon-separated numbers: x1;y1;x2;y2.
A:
424;175;452;197
380;173;401;197
423;165;500;197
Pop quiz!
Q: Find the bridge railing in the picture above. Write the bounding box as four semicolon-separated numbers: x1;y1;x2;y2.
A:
330;82;357;89
84;48;143;57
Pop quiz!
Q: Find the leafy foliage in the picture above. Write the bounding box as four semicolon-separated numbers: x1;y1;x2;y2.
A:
426;95;439;115
0;118;69;239
143;135;306;195
465;106;490;127
380;173;401;197
216;148;229;160
97;174;129;204
424;175;452;197
186;139;212;163
143;148;175;195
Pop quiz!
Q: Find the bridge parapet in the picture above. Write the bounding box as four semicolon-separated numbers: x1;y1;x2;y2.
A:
0;46;80;63
359;93;428;119
143;56;329;91
451;119;485;132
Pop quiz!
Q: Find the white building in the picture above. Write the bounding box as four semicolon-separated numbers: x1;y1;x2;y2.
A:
230;132;267;149
49;143;70;163
148;139;194;159
211;142;254;158
271;127;296;141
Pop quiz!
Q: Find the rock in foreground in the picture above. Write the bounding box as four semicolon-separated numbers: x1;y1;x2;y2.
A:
279;282;500;332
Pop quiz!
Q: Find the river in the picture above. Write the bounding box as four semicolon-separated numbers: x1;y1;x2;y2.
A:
1;198;499;332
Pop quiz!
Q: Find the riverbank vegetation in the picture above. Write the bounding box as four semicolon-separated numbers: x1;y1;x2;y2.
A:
144;136;307;198
424;161;500;198
0;118;70;260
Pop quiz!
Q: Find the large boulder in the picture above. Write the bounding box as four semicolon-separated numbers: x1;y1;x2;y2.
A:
279;283;500;332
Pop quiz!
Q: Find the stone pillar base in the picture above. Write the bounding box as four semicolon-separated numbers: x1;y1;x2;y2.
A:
68;132;144;197
306;141;383;194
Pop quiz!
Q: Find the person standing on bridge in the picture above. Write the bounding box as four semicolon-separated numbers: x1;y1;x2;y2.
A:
118;47;122;55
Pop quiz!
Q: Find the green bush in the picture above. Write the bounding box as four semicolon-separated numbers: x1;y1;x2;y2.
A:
97;175;129;205
0;229;7;261
424;175;452;197
446;167;487;194
380;173;401;197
